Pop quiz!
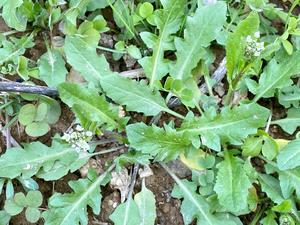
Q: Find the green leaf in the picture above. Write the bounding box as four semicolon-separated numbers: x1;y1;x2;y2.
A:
25;121;50;137
277;167;300;199
25;207;41;223
100;74;182;118
4;199;24;216
0;0;27;31
35;102;48;122
226;12;259;81
127;45;142;59
14;192;27;206
134;180;156;225
0;210;11;225
171;2;227;80
38;49;67;88
260;210;278;225
109;198;141;225
139;2;154;18
278;85;300;108
43;168;112;225
77;20;100;47
258;174;284;204
282;39;293;55
272;199;292;213
214;151;252;213
108;0;135;39
26;191;43;208
139;0;186;88
242;136;263;157
127;122;195;161
271;108;300;134
277;139;300;170
167;172;236;225
18;104;36;126
0;141;79;180
64;36;113;84
251;51;300;102
58;83;126;130
179;103;269;151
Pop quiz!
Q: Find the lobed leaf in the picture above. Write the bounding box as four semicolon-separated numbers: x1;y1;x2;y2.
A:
171;2;227;80
139;0;186;88
43;168;112;225
126;122;195;161
214;151;252;213
250;51;300;102
277;139;300;170
271;107;300;134
38;49;68;88
179;103;269;151
100;74;181;117
58;82;126;130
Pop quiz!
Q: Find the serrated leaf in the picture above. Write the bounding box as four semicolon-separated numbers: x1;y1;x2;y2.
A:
271;108;300;134
64;36;113;84
279;85;300;108
226;12;259;81
258;174;284;204
214;151;252;213
38;49;67;88
166;166;236;225
139;0;186;88
134;180;156;225
171;2;226;80
126;122;195;161
43;168;112;225
0;142;79;179
100;74;182;117
179;103;269;151
58;83;126;130
277;139;300;170
109;198;141;225
0;0;27;31
251;51;300;102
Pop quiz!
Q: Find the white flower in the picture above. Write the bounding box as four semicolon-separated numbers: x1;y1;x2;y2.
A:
75;125;84;132
246;35;252;43
254;31;260;38
62;124;93;153
85;131;93;137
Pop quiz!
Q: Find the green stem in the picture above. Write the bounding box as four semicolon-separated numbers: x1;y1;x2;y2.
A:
165;108;185;120
96;46;125;54
249;205;265;225
88;146;124;157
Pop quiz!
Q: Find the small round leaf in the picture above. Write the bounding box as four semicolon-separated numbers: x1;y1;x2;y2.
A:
25;207;41;223
4;199;23;216
26;191;43;208
18;104;36;126
139;2;154;18
25;122;50;137
14;192;27;207
35;102;48;122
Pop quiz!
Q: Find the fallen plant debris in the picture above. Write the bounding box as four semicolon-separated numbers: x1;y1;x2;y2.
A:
0;0;300;225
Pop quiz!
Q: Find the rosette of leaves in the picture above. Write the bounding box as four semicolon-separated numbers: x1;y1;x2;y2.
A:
4;191;43;223
18;97;61;137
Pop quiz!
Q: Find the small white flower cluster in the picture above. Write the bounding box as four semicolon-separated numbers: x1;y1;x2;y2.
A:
62;125;93;152
245;32;265;58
